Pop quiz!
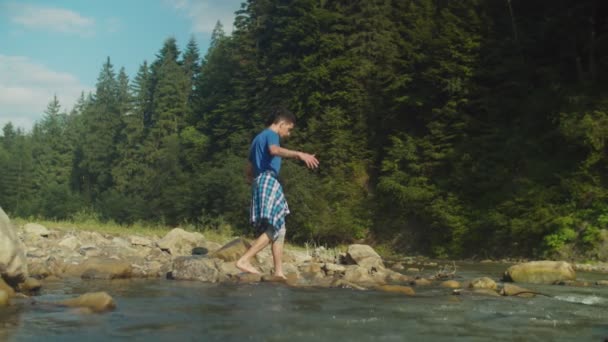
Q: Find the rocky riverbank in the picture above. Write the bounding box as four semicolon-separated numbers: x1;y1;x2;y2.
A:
2;207;608;313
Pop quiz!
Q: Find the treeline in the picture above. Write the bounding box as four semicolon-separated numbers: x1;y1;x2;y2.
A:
1;0;608;259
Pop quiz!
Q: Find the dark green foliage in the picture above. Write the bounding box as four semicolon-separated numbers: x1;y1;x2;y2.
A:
1;0;608;259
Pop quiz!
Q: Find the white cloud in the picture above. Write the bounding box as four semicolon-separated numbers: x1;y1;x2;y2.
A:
6;3;96;36
164;0;241;34
0;55;92;131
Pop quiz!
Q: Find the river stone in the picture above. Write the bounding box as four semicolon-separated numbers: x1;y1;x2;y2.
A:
345;244;384;269
469;277;497;290
59;292;116;313
0;278;15;297
504;261;576;284
473;289;500;297
171;256;222;282
413;278;432;286
24;223;50;237
66;257;132;279
391;262;405;270
0;290;8;307
236;273;262;283
157;228;206;256
441;280;461;289
382;269;412;283
343;265;386;287
501;283;535;297
210;238;251;262
376;285;415;296
596;280;608;286
18;277;42;293
0;207;28;285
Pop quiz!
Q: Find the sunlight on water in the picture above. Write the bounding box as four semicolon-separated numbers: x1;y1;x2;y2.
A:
2;264;607;341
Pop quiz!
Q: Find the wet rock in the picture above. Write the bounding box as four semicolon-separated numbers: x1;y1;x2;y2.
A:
343;265;386;287
261;275;288;283
59;292;116;313
596;280;608;286
504;261;576;284
0;278;15;297
376;285;415;296
0;207;28;284
554;280;591;287
501;283;535;297
18;277;41;294
171;256;222;282
441;280;461;289
473;289;500;297
210;238;250;262
23;223;50;238
330;279;367;291
157;228;206;256
383;269;412;283
391;262;405;270
0;290;9;307
345;244;384;269
469;277;497;290
236;273;262;283
322;263;346;276
66;257;132;279
413;278;432;286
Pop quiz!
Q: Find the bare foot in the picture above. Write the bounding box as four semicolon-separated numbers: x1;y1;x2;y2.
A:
236;259;261;275
273;272;287;280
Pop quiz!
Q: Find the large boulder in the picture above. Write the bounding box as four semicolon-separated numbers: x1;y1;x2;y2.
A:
59;292;116;313
23;223;50;238
171;256;222;282
342;265;387;287
504;261;576;284
0;290;9;307
0;207;28;285
65;257;132;279
210;238;251;262
345;244;384;269
157;228;207;256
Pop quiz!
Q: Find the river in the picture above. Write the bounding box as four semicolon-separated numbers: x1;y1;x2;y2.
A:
1;262;607;341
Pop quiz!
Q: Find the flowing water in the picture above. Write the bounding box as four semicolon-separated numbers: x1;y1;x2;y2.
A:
1;263;607;341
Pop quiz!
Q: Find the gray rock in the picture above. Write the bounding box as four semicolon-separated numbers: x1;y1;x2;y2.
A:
210;238;250;262
504;261;576;284
345;244;384;269
23;223;50;237
157;228;206;256
0;207;28;284
171;256;222;282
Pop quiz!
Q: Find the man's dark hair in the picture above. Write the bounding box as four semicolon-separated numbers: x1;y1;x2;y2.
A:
265;106;296;126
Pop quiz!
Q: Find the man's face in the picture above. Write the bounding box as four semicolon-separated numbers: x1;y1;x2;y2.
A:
277;121;294;138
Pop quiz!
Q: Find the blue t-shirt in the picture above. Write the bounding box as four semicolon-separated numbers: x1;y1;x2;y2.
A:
249;129;281;177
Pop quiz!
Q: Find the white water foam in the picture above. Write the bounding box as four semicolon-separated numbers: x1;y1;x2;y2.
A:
554;295;605;305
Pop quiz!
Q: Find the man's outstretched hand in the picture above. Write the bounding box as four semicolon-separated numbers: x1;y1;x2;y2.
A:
298;152;319;169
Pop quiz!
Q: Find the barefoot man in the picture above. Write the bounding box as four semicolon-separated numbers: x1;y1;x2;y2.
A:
236;107;319;278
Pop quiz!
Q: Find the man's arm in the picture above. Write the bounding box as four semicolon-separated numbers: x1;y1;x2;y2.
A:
269;145;319;169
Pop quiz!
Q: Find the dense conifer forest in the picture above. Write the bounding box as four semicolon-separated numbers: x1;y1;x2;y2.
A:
2;0;607;259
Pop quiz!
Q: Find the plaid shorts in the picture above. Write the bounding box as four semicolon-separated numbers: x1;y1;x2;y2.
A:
250;171;290;242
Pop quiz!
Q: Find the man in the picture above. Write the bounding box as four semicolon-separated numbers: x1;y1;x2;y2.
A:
236;107;319;278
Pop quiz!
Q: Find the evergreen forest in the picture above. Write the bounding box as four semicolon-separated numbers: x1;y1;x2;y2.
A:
1;0;608;260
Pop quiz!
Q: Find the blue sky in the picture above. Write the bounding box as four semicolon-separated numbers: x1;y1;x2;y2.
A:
0;0;243;131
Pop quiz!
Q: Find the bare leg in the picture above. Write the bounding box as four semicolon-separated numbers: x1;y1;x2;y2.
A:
236;233;271;275
271;241;286;279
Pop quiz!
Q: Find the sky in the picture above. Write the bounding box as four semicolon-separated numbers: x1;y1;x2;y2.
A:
0;0;243;131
